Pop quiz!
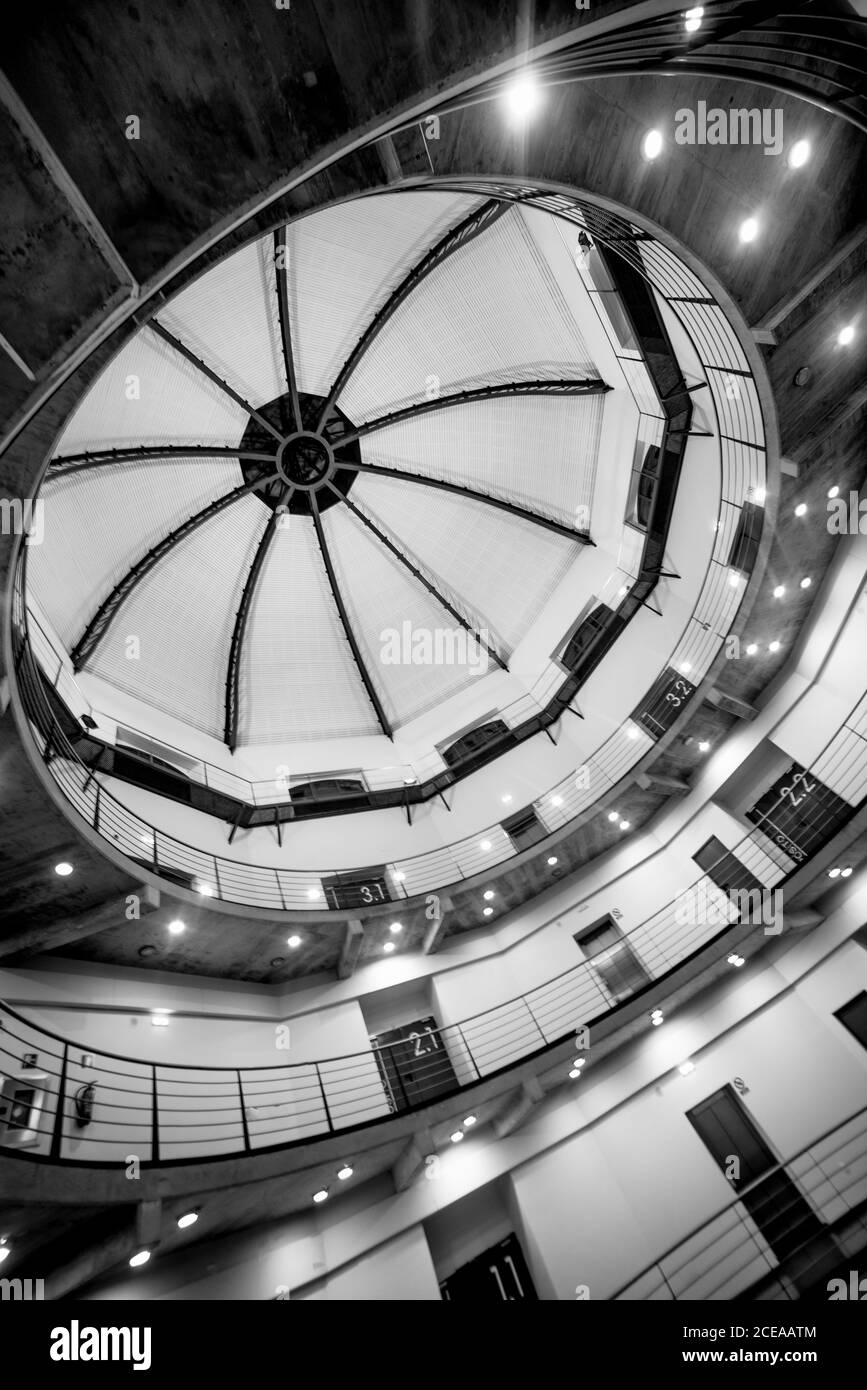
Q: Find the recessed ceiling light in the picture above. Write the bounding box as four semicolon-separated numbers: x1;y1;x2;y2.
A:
503;71;542;123
787;138;811;169
483;907;493;917
569;1068;582;1080
572;1057;586;1069
752;487;766;505
841;866;853;878
501;793;513;804
483;890;495;901
684;6;703;31
312;1189;328;1204
642;128;663;160
383;941;396;953
698;741;710;753
680;661;692;674
306;887;321;900
287;934;301;948
738;217;759;244
151;1010;170;1027
270;957;285;967
619;820;630;831
450;1129;464;1143
650;1010;664;1026
794;503;807;517
727;953;745;967
463;1115;477;1127
551;794;563;807
827;485;840;499
177;1212;198;1229
389;921;402;934
129;1250;150;1268
773;585;785;598
678;1061;695;1076
746;643;758;655
838;325;855;347
728;572;742;588
547;856;558;866
768;640;781;653
54;862;74;876
608;810;620;823
167;919;185;936
337;1164;353;1180
800;576;812;589
828;867;841;878
480;839;492;852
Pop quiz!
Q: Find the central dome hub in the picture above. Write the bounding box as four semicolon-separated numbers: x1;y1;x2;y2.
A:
277;431;334;489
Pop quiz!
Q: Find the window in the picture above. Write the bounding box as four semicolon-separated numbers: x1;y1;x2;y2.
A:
834;992;867;1051
574;915;651;1002
693;836;764;896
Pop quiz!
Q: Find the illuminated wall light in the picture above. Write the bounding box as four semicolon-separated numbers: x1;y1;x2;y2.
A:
503;71;543;123
569;1067;582;1080
773;585;785;598
838;325;855;347
167;919;185;936
450;1129;464;1144
480;839;492;852
619;820;630;831
800;577;812;589
698;741;710;753
727;953;745;967
54;862;74;877
841;867;853;878
551;795;563;807
678;1061;695;1076
483;890;495;901
827;485;840;499
684;6;703;32
828;867;842;878
312;1189;328;1204
738;217;759;244
787;138;811;169
768;640;781;653
129;1250;151;1268
177;1212;198;1229
650;1010;664;1026
642;128;663;160
608;810;620;823
794;503;807;517
501;793;513;804
287;934;301;948
463;1115;477;1128
746;643;758;656
337;1164;353;1180
151;1010;170;1027
547;855;558;866
389;921;402;934
383;941;396;954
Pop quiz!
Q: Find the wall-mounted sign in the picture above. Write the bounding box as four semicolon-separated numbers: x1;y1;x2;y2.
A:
746;764;852;864
370;1017;456;1112
632;666;696;739
321;868;392;910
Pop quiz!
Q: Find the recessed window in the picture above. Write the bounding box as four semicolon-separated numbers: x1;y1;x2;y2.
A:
834;993;867;1051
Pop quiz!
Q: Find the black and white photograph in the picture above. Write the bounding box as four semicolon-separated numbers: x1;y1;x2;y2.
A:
0;0;866;1363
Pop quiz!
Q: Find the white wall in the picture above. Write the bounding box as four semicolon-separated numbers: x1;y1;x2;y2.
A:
294;1226;440;1301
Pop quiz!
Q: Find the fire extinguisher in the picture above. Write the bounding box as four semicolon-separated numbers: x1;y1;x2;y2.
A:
74;1081;97;1128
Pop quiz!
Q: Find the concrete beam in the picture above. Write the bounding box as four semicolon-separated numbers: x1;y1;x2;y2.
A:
780;456;800;478
136;1198;162;1247
493;1076;544;1139
0;883;158;960
391;1127;434;1192
706;688;758;721
375;134;402;183
337;919;364;980
636;771;690;793
423;895;452;955
751;327;777;346
756;221;867;334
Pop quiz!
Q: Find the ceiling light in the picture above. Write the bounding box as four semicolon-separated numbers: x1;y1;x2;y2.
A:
698;741;710;753
650;1009;664;1026
312;1189;328;1204
788;139;811;169
167;919;185;936
0;1246;9;1265
800;576;812;589
768;640;781;653
608;810;620;823
503;71;542;123
738;217;759;244
619;820;630;831
337;1164;353;1180
572;1057;586;1069
626;727;639;739
392;870;405;882
450;1130;464;1143
773;585;785;598
678;1061;695;1076
551;795;563;807
752;487;766;505
388;921;402;935
838;325;855;347
483;890;495;901
196;883;213;897
383;941;396;953
129;1250;150;1268
680;661;692;674
569;1068;582;1080
483;907;493;917
618;585;627;597
177;1212;198;1229
684;6;703;31
727;953;745;967
828;867;842;878
54;862;73;876
287;934;301;948
728;572;742;588
828;485;840;499
841;866;853;878
501;793;513;804
151;1010;170;1027
642;128;663;160
547;856;558;866
463;1115;477;1127
794;503;807;516
480;839;492;852
306;887;321;900
403;775;415;785
746;643;758;655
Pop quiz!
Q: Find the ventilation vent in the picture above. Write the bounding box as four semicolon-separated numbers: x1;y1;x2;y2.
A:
727;501;764;577
441;719;509;770
502;805;546;851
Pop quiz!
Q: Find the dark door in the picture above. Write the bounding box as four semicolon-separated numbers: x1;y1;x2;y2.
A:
440;1234;538;1302
687;1085;824;1263
370;1017;457;1113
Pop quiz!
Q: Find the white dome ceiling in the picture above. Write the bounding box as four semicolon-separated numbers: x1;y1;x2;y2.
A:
30;190;613;750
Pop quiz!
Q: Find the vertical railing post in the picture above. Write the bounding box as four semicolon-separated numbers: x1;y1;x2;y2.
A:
151;1064;160;1162
524;997;548;1048
49;1044;69;1159
456;1025;481;1082
315;1062;334;1133
237;1070;251;1152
